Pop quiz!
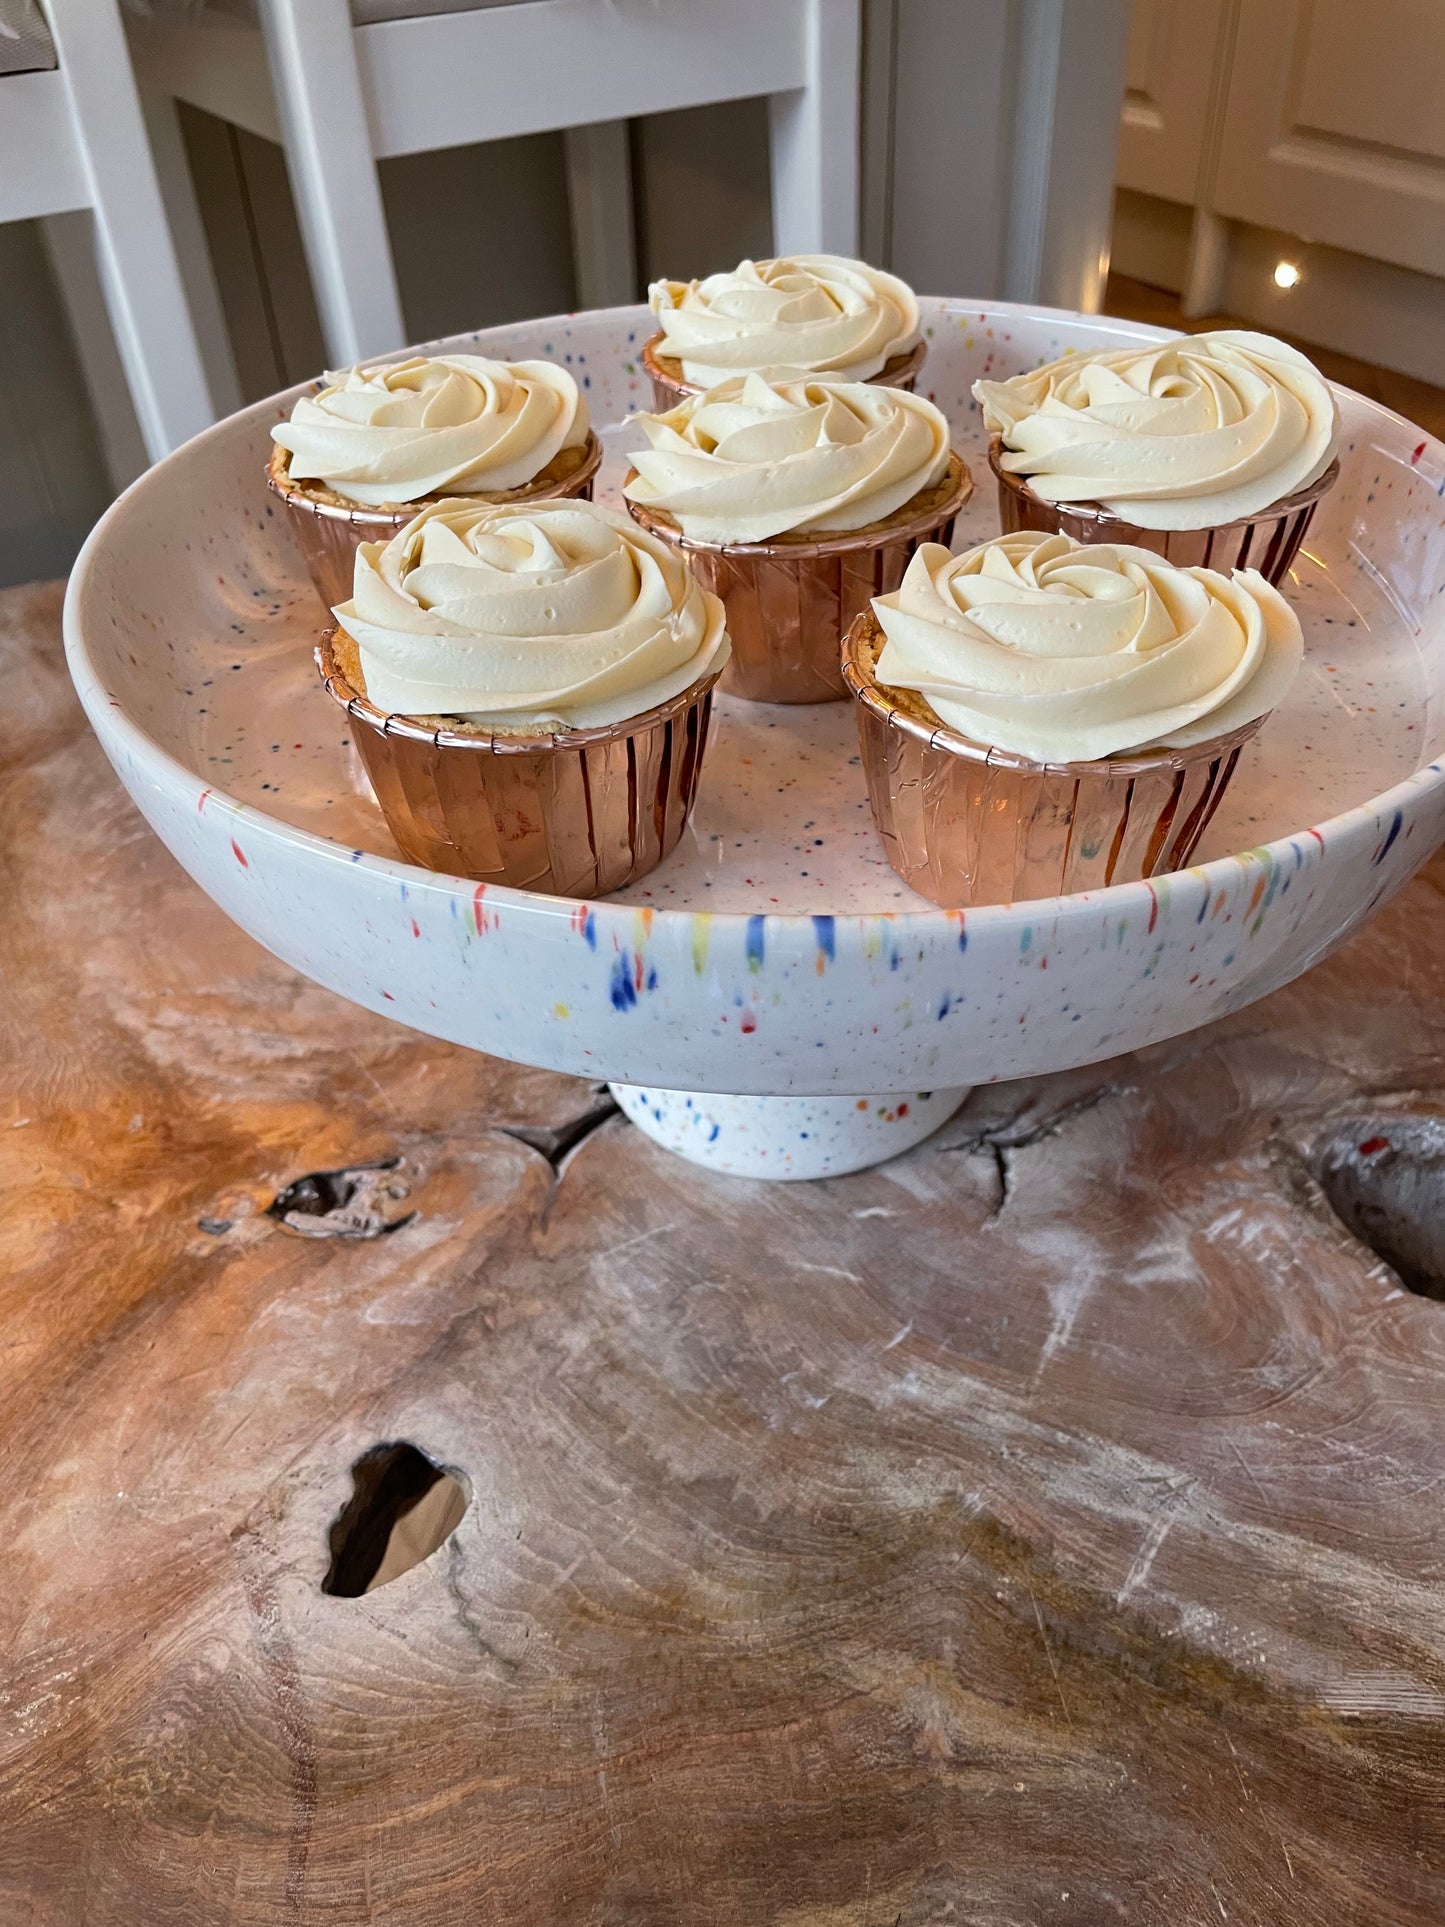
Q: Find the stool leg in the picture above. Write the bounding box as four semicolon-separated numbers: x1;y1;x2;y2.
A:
256;0;406;367
564;120;638;310
768;0;860;256
44;0;216;462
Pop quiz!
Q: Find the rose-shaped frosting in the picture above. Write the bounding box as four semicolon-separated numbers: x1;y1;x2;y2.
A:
623;374;951;543
974;330;1339;530
272;355;589;507
649;254;920;386
336;499;729;730
871;531;1301;763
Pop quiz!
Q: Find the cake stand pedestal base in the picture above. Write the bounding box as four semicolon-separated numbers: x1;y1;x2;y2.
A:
608;1085;970;1180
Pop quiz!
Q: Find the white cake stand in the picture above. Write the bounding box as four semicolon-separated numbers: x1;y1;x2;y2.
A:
65;300;1445;1178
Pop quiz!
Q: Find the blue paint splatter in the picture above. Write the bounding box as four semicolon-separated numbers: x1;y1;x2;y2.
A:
811;915;835;963
708;1122;721;1143
937;993;954;1020
646;967;659;992
609;955;637;1010
1374;809;1404;866
746;915;766;972
583;910;598;950
958;921;968;952
1020;927;1032;954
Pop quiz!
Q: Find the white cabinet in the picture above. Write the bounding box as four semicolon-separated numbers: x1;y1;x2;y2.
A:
1212;0;1445;281
1117;0;1232;208
1111;0;1445;382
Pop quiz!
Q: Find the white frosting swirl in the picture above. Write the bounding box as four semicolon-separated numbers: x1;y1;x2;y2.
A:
623;374;951;543
336;499;729;730
272;354;589;507
974;330;1339;530
871;531;1301;763
649;254;920;386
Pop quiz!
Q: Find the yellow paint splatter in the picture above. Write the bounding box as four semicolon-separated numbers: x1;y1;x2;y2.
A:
552;1002;570;1019
690;913;712;975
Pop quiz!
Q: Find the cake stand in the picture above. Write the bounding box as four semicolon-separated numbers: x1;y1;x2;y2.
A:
64;300;1445;1178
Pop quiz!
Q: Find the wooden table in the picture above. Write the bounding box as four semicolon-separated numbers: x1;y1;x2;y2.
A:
4;579;1443;1924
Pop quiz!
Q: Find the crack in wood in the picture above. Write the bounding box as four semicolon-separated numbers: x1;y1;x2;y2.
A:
496;1085;620;1176
949;1083;1128;1221
442;1539;520;1676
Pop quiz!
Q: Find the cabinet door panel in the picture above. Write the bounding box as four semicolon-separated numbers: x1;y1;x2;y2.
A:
1213;0;1445;278
1116;0;1230;206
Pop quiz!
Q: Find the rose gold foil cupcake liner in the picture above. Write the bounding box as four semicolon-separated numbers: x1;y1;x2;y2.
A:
987;436;1338;587
268;432;604;610
842;610;1266;907
625;452;972;705
639;334;927;413
317;626;720;897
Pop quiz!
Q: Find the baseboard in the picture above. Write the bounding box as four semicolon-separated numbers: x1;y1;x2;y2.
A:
1111;190;1445;389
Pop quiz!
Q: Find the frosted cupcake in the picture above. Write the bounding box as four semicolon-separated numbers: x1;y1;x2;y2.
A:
318;498;729;896
270;354;600;606
843;530;1302;907
623;374;970;703
975;331;1340;583
642;254;924;411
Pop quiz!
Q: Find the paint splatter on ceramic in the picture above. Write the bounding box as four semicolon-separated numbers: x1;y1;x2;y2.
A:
64;301;1445;1177
608;1085;969;1179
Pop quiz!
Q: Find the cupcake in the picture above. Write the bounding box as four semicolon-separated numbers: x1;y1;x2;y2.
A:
623;374;970;703
319;498;729;896
642;254;924;410
975;330;1340;584
843;531;1302;907
270;354;601;606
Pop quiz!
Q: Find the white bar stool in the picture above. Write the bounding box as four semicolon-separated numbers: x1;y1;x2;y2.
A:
126;0;862;368
0;0;223;470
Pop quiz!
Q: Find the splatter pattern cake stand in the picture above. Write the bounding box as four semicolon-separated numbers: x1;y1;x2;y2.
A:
65;302;1445;1178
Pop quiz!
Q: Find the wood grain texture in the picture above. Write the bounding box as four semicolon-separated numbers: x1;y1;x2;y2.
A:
3;579;1444;1924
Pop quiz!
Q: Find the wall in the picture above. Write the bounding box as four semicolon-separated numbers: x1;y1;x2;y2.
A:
0;221;114;588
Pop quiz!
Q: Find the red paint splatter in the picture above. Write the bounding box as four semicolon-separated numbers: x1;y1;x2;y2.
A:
198;788;212;813
230;839;248;867
381;990;394;1001
1359;1136;1390;1157
897;1103;909;1119
634;952;644;992
739;1011;757;1034
1411;441;1427;465
410;919;420;939
1307;828;1325;850
473;884;491;934
1145;882;1158;933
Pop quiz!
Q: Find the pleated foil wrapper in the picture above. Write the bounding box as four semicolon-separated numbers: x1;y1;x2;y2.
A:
988;436;1338;587
625;452;972;705
316;627;720;897
268;432;603;610
842;611;1266;908
639;335;927;413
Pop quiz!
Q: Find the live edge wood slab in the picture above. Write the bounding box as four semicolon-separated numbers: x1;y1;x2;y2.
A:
3;578;1444;1926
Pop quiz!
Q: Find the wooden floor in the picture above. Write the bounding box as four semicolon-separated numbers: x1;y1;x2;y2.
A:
1106;273;1445;440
